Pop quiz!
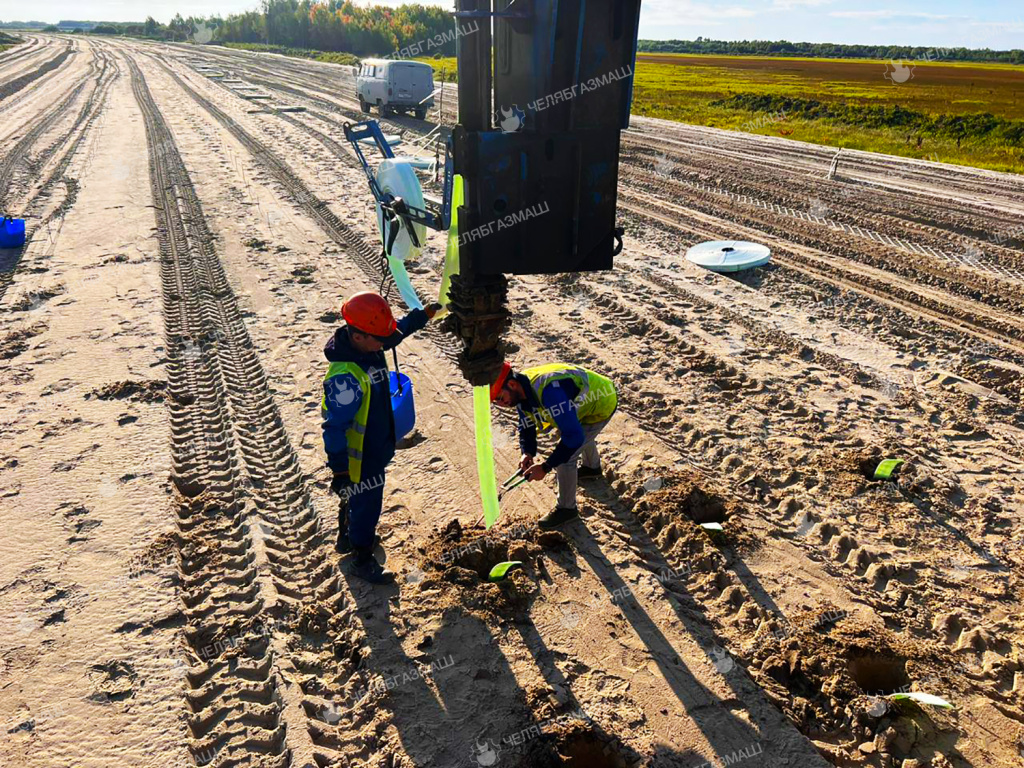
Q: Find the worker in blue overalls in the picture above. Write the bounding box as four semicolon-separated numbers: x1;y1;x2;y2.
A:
322;291;439;584
491;361;618;528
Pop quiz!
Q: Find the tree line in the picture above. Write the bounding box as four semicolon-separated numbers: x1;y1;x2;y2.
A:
14;11;1021;66
640;37;1024;65
34;1;460;58
220;0;456;56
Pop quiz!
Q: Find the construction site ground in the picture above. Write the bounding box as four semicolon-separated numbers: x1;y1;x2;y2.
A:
1;36;1023;768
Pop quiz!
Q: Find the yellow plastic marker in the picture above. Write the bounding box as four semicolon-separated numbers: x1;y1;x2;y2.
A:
436;174;464;319
474;386;501;528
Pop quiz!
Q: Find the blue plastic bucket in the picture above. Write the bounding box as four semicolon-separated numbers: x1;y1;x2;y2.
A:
390;371;415;439
0;218;26;249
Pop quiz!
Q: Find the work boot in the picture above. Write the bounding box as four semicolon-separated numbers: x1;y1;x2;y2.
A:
335;500;351;554
348;547;395;585
335;532;381;556
577;465;602;480
539;506;579;530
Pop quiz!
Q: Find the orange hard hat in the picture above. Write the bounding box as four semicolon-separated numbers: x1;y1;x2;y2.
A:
490;362;513;401
342;292;398;337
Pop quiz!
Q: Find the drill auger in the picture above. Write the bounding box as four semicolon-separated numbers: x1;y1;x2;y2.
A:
441;272;510;387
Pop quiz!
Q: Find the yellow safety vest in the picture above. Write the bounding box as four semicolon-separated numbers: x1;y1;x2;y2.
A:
322;362;372;483
523;363;617;432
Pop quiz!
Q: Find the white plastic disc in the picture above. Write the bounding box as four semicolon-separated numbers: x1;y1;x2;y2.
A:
375;159;427;310
375;159;427;261
390;154;435;171
686;240;771;273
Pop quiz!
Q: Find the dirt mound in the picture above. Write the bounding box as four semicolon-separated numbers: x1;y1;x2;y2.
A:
624;473;755;554
126;531;178;577
746;612;964;766
960;357;1024;401
800;444;909;498
87;379;167;403
0;323;46;359
416;519;546;617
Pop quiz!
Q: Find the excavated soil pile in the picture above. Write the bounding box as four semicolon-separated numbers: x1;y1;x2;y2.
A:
746;613;967;767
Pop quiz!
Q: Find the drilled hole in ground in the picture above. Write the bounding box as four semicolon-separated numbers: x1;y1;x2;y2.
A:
679;486;729;525
858;456;896;480
554;732;626;768
853;446;906;482
449;538;511;581
848;653;910;696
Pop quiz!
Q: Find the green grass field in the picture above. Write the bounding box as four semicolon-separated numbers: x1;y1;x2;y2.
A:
416;53;1023;173
0;30;21;52
415;55;457;81
222;42;360;67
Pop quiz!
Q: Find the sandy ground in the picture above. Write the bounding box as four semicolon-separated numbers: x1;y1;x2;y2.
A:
1;35;1023;768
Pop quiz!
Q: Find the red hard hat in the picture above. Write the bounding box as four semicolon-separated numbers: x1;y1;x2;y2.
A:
342;292;398;337
490;362;513;401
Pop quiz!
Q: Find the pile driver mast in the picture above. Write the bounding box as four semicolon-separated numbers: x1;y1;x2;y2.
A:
445;0;642;386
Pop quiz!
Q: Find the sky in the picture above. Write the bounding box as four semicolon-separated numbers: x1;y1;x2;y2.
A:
0;0;1021;49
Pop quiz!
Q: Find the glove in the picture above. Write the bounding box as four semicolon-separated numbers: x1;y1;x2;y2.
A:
330;472;350;496
425;302;443;320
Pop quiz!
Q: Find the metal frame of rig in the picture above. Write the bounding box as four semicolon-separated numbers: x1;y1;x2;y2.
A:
347;0;642;387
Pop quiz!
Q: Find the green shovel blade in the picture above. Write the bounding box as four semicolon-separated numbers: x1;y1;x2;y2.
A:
488;561;523;582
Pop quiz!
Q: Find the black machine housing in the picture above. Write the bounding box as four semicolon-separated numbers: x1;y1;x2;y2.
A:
454;0;641;276
443;0;640;384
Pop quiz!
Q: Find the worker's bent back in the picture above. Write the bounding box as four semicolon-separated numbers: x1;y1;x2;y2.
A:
523;363;617;430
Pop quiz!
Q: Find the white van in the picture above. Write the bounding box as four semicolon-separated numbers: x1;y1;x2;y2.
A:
357;59;435;120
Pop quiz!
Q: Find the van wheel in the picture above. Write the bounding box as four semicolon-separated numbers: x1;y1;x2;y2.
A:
360;98;370;114
380;104;391;117
414;107;427;120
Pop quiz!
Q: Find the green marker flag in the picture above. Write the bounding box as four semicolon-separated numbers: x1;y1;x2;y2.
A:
874;459;904;480
474;385;501;528
447;178;498;526
436;174;463;319
488;561;523;582
887;692;953;709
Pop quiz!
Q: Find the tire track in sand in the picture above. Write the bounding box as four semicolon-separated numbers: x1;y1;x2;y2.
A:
127;53;376;768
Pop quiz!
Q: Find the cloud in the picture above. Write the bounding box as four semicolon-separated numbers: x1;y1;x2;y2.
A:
771;0;834;9
967;18;1024;32
829;10;962;21
642;0;758;26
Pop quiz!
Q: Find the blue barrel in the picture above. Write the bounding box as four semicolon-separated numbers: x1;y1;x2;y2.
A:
390;371;415;439
0;218;26;249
